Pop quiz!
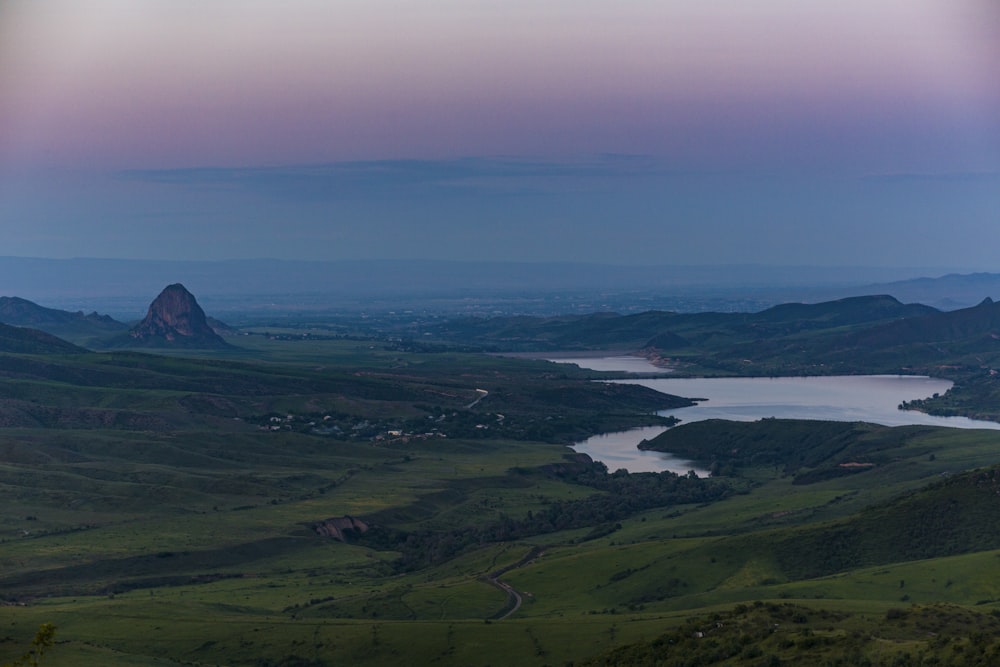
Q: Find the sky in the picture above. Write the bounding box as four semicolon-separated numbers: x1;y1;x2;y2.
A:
1;0;998;268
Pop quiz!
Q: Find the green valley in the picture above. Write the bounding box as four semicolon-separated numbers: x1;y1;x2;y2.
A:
3;292;1000;665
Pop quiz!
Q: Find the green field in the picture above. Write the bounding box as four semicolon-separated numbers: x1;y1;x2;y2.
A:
4;331;1000;666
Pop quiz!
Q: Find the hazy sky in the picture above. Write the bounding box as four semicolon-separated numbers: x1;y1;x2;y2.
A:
1;1;998;267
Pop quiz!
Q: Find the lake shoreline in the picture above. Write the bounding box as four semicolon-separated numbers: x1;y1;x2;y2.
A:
548;355;1000;474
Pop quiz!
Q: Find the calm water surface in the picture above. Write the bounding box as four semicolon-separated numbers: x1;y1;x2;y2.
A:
620;375;1000;429
561;357;1000;474
549;355;666;374
572;426;711;475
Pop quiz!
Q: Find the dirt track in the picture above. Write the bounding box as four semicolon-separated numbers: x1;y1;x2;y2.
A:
484;546;543;620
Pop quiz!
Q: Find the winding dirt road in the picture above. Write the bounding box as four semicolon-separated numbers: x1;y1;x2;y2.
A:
485;546;543;620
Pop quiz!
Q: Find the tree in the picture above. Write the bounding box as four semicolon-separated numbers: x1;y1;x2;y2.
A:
2;624;56;667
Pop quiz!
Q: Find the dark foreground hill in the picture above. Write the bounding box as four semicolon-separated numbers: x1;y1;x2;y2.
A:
584;602;1000;666
642;418;910;478
764;465;1000;580
646;418;1000;580
0;321;84;354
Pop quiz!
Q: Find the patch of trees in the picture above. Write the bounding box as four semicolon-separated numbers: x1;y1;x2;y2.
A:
357;459;732;570
641;419;934;477
581;602;1000;667
902;373;1000;423
1;624;56;667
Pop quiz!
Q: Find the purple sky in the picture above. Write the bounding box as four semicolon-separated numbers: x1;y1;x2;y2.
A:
0;1;998;267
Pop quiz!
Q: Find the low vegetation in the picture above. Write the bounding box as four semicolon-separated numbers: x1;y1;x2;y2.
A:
584;602;1000;666
3;293;1000;665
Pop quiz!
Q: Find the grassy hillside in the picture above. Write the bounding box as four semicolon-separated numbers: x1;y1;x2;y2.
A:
584;602;1000;666
5;330;1000;665
641;419;945;480
0;322;85;355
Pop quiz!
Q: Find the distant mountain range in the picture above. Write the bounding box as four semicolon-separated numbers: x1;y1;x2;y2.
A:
840;273;1000;311
429;294;942;352
1;256;994;315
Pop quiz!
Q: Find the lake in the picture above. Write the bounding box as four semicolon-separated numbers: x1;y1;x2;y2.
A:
557;356;1000;474
549;355;669;374
572;426;712;475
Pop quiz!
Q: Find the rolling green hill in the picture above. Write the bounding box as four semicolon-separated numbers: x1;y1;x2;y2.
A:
0;321;85;354
765;465;1000;580
584;602;1000;666
642;418;923;478
7;296;1000;666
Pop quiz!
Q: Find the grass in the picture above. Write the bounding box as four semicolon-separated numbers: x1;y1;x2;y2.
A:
5;335;1000;665
6;597;682;667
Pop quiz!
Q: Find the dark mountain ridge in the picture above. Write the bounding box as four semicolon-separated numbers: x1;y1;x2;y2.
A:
0;295;121;326
711;295;1000;373
0;295;126;343
850;296;1000;349
430;294;936;351
0;321;85;354
749;294;938;328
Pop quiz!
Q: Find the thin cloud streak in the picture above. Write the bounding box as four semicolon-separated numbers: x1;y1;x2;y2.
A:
117;156;663;199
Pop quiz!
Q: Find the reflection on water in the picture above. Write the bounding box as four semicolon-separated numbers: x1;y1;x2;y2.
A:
572;425;710;475
619;375;1000;430
547;355;666;374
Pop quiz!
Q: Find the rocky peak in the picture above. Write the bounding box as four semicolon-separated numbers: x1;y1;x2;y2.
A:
129;284;227;347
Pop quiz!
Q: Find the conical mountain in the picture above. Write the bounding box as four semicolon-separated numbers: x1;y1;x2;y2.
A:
127;284;229;348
